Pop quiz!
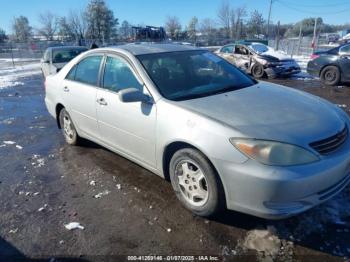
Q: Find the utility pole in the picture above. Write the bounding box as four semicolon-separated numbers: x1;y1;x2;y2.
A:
311;17;318;52
275;21;280;51
297;23;303;55
267;0;273;40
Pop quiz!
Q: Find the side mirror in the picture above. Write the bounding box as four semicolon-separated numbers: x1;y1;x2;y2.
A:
118;88;151;103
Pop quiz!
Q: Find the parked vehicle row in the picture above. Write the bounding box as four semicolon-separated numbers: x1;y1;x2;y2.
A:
215;42;301;79
307;43;350;86
44;43;350;219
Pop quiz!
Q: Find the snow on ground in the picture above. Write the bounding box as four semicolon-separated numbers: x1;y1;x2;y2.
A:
293;55;311;72
0;61;41;89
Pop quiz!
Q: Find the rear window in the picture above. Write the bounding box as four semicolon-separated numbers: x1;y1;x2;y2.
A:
52;48;87;63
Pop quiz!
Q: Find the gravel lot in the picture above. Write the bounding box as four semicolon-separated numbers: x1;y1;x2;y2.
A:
0;61;350;261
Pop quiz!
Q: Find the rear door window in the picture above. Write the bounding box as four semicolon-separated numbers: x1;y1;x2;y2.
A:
71;56;103;86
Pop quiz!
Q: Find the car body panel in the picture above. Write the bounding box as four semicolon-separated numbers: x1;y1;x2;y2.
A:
307;43;350;82
45;43;350;219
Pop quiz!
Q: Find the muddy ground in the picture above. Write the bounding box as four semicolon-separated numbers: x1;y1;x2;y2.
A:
0;65;350;261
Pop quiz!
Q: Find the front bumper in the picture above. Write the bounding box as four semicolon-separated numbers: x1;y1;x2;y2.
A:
265;65;301;78
214;137;350;219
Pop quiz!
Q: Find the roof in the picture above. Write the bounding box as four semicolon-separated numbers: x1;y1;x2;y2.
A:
114;43;201;55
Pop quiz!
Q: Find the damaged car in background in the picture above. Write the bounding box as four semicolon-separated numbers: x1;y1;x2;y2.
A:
216;42;301;79
41;46;88;78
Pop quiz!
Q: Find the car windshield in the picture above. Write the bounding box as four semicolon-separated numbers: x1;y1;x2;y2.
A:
249;44;269;54
52;48;87;63
137;50;256;101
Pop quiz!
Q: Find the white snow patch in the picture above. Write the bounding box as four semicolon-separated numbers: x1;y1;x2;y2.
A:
64;222;84;230
89;180;96;186
0;62;41;89
0;117;15;125
243;228;281;256
3;141;15;145
93;190;110;198
9;228;18;234
31;154;45;168
15;145;23;150
38;204;48;212
116;184;121;190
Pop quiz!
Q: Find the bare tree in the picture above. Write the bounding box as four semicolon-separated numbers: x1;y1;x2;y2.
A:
217;0;230;38
12;16;32;42
234;6;247;39
68;10;87;42
165;16;181;39
187;16;198;42
38;11;58;40
200;18;216;44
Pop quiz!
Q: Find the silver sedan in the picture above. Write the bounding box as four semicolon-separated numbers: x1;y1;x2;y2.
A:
44;43;350;219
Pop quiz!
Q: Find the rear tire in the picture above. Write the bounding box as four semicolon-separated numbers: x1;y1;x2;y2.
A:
251;63;265;78
320;66;340;86
169;148;225;217
59;108;80;145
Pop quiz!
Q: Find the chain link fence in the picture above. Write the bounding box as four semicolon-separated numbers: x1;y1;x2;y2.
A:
269;36;336;57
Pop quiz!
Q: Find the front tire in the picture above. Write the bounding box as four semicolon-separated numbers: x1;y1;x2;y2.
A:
169;148;224;217
59;108;79;145
320;65;340;86
251;63;265;78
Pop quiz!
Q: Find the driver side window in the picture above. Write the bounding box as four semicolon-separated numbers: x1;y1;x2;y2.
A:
235;46;248;55
103;56;143;93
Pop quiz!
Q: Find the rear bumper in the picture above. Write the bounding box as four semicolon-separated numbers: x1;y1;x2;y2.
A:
214;136;350;219
306;61;320;77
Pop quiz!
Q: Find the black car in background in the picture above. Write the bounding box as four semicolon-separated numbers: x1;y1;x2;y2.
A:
307;43;350;86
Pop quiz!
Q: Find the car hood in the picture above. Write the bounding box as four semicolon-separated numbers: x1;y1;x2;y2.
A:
260;48;292;61
176;82;344;146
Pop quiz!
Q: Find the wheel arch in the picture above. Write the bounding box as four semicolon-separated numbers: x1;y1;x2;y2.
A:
162;141;226;197
319;63;340;77
55;103;65;129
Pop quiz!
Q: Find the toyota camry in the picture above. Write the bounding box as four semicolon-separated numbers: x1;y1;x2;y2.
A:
44;43;350;219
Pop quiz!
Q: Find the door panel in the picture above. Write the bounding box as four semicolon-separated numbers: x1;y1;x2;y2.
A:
62;80;98;138
96;56;156;167
96;55;157;166
96;90;156;166
61;55;103;139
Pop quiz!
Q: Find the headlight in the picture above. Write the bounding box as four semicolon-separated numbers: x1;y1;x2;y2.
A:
229;138;319;166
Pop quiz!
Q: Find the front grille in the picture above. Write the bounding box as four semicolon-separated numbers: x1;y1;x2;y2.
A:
310;125;348;155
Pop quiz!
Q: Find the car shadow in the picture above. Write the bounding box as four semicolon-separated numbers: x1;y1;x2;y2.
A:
0;236;90;261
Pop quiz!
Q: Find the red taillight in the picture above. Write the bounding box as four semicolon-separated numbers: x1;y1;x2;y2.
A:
310;54;320;60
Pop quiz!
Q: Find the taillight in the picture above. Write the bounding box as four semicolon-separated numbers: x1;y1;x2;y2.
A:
310;54;320;60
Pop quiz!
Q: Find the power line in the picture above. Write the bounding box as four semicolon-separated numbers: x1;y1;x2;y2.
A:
278;0;350;8
276;0;350;15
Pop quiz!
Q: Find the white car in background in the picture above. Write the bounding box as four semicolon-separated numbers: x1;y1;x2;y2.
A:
41;46;88;78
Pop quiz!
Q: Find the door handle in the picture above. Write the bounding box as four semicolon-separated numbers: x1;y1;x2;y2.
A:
63;86;69;92
96;98;107;106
